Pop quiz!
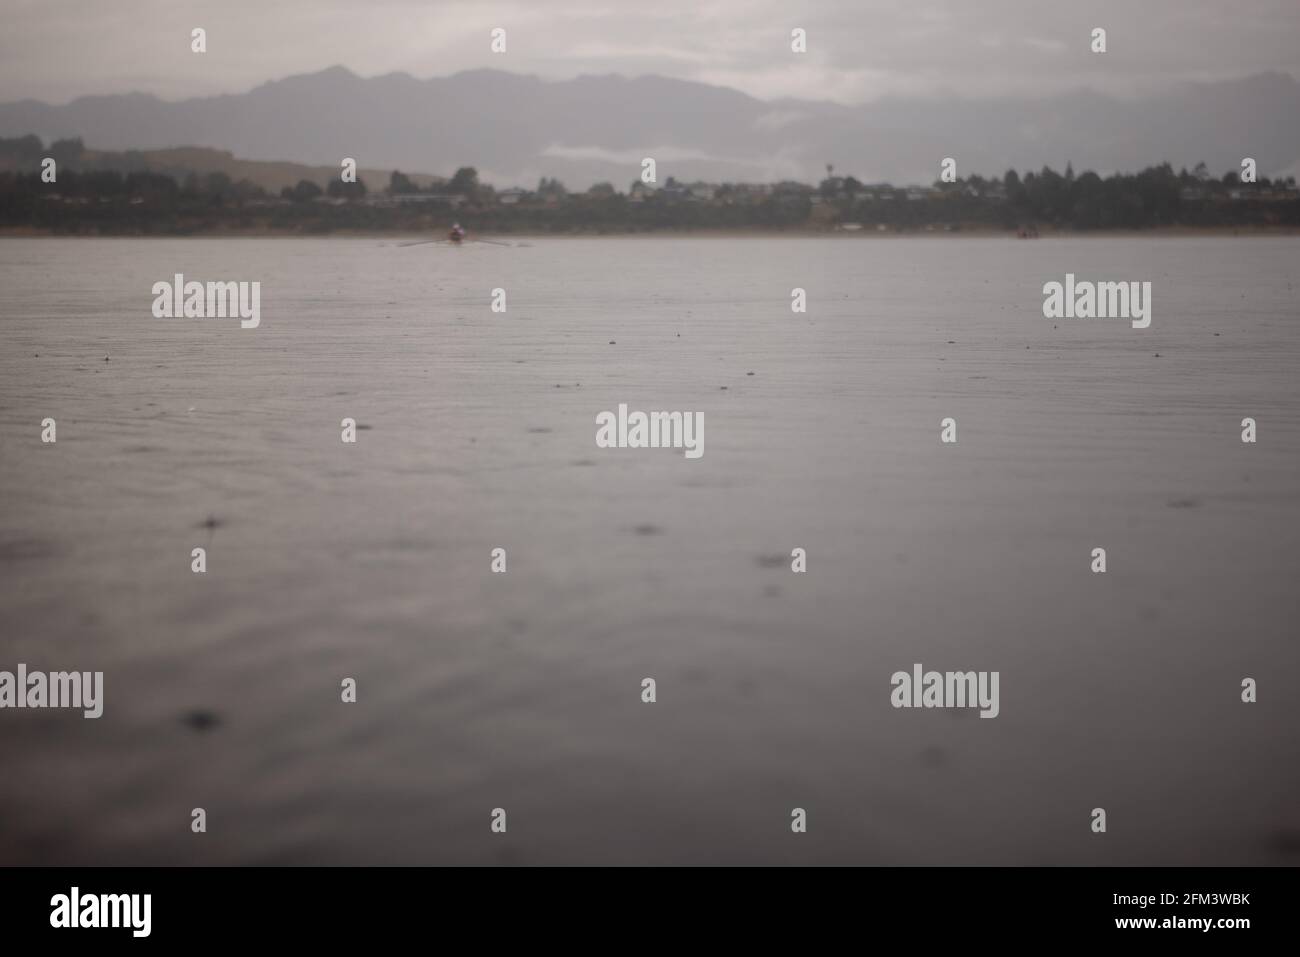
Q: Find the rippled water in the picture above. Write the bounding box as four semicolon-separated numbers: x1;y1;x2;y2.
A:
1;236;1298;864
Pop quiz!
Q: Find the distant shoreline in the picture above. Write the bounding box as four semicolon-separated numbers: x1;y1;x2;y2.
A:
4;225;1299;239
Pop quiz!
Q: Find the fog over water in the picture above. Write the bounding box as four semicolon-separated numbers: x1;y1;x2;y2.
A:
0;236;1297;864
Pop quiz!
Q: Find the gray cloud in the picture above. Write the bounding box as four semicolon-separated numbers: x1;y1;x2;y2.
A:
2;0;1297;104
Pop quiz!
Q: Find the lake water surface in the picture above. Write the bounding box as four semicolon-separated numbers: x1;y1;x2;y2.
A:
1;236;1298;864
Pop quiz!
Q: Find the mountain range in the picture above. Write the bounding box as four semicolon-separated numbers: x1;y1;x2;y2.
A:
2;67;1297;189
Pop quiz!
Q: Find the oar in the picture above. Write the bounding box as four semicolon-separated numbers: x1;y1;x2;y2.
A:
397;239;445;247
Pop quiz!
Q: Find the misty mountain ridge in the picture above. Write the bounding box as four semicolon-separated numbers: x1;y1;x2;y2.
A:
2;66;1297;190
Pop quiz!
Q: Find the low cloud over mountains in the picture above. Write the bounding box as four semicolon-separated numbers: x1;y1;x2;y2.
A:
2;66;1297;188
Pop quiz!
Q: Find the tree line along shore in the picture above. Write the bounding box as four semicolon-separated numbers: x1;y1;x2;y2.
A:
2;135;1297;236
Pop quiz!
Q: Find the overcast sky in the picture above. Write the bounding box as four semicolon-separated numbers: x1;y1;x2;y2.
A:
4;0;1298;105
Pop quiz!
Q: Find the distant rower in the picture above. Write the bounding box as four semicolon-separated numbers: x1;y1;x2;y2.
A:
449;222;466;243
